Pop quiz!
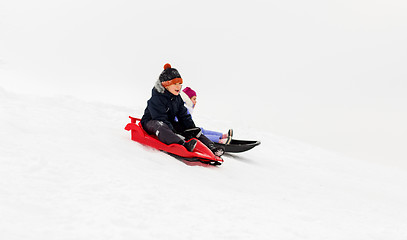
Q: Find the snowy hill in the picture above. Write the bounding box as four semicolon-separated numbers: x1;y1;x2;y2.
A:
1;88;406;240
2;0;407;165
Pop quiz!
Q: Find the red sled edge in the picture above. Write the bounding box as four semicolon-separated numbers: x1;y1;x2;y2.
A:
125;116;223;165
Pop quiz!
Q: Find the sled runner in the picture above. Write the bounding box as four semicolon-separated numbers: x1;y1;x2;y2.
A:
125;117;223;166
214;139;261;153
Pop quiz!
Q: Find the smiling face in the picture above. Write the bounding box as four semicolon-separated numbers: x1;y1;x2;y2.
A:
165;83;182;95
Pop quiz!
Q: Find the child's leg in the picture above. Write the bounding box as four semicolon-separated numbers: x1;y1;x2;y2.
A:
204;134;222;143
197;133;225;157
144;120;184;145
200;127;223;142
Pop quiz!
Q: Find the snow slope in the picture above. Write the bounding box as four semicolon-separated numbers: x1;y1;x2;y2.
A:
1;87;407;240
2;0;407;165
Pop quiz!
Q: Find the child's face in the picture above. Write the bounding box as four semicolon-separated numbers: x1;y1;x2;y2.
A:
191;96;197;107
165;83;182;95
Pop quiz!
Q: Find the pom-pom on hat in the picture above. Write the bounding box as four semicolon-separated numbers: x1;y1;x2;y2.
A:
183;87;197;99
159;63;183;87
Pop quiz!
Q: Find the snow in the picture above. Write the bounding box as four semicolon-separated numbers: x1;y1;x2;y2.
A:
1;0;407;165
1;0;407;238
1;87;407;240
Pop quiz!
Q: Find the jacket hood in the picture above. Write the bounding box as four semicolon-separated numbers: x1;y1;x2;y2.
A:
154;79;166;93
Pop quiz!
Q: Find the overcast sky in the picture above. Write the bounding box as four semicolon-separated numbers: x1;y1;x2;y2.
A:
1;0;407;166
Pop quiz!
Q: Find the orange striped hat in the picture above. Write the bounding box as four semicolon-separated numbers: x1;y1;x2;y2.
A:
159;63;183;87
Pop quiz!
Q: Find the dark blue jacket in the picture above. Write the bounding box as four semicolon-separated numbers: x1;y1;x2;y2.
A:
141;87;195;132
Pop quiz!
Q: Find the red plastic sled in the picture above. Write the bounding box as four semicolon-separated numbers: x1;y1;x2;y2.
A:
124;117;223;166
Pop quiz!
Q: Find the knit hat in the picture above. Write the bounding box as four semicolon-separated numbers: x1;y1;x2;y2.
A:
183;87;197;99
159;63;183;87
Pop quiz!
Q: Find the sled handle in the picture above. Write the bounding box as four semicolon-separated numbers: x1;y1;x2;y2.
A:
129;116;141;124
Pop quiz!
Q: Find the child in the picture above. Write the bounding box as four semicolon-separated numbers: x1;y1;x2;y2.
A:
140;63;224;156
180;87;233;144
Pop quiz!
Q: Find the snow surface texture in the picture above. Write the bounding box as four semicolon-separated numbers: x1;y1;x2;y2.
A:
1;87;406;240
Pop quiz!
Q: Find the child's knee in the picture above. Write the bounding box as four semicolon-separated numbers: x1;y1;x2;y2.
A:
145;120;166;135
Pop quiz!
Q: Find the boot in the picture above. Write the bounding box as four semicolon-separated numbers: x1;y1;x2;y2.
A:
219;136;232;144
183;139;197;152
209;143;225;157
183;127;202;140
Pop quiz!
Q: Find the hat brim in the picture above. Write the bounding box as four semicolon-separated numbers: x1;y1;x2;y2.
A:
161;78;183;87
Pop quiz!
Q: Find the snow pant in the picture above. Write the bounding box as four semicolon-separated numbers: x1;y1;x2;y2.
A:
143;120;215;149
201;128;223;143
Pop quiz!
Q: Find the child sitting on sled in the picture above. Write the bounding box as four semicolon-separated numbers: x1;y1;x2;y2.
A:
140;63;224;157
180;87;233;144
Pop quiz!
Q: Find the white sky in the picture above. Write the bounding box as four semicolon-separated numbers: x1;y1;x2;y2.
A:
1;0;407;165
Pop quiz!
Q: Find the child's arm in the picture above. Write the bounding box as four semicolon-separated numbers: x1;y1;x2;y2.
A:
177;103;195;129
